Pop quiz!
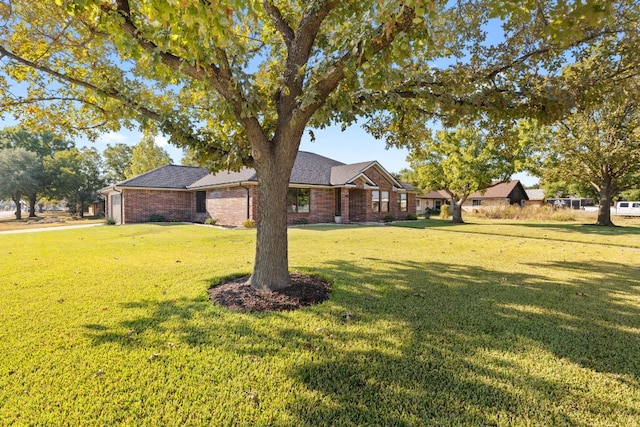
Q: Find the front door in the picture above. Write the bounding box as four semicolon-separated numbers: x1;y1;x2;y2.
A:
349;189;366;222
110;194;122;224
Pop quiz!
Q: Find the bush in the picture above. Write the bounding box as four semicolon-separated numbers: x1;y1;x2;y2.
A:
242;219;256;228
383;215;395;223
295;218;309;225
104;218;116;225
204;217;218;226
148;214;166;222
406;214;418;220
440;205;451;218
469;205;581;222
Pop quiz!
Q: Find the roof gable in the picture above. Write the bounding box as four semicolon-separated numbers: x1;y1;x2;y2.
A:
469;180;528;199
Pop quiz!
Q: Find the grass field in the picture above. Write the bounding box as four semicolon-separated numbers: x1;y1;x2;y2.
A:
1;220;639;426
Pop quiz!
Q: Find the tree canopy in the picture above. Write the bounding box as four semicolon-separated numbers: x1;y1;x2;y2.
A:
45;147;106;217
0;147;42;219
537;76;640;226
124;132;173;178
103;143;133;184
0;127;74;216
406;125;528;223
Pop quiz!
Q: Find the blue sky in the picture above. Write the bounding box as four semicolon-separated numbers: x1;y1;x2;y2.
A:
87;122;539;186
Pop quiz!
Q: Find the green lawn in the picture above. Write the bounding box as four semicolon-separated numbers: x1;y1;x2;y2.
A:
1;221;639;426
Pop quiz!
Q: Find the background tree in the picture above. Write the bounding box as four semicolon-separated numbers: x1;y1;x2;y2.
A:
0;1;633;290
46;147;106;217
538;75;640;226
0;127;73;216
103;143;133;183
539;178;597;201
407;125;527;223
0;147;42;219
619;188;640;202
124;133;173;178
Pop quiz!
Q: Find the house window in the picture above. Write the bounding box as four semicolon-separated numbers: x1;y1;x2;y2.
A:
435;200;442;210
372;190;389;212
372;190;380;211
196;191;206;213
472;199;482;206
381;191;389;212
287;188;310;213
398;193;407;212
416;199;421;209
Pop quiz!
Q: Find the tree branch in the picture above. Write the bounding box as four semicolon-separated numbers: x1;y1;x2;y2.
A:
298;4;417;124
263;1;294;50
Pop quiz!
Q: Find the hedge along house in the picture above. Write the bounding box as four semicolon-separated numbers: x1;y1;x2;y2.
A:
101;151;416;226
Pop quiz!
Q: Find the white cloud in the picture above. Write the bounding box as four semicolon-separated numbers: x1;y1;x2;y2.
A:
154;135;169;147
97;131;131;145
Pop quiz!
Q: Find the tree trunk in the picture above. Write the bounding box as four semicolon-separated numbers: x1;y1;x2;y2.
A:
12;194;22;220
451;196;465;224
28;193;37;218
247;147;298;291
595;175;615;226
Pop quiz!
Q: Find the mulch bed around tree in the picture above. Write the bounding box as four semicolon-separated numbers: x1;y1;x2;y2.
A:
208;273;332;312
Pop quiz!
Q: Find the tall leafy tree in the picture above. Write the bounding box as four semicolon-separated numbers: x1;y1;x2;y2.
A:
407;126;527;223
103;143;133;183
0;127;74;216
539;83;640;226
124;133;173;178
0;147;42;219
46;147;106;217
0;1;634;290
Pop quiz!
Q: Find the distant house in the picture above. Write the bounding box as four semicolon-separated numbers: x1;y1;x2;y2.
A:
417;190;451;214
523;188;545;207
100;151;416;226
462;180;529;212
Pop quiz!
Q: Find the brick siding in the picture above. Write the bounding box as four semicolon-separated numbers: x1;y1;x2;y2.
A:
206;186;255;226
115;170;416;225
287;188;336;224
122;189;193;223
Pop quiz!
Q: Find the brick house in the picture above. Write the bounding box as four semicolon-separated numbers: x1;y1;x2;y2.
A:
417;190;451;214
100;151;416;226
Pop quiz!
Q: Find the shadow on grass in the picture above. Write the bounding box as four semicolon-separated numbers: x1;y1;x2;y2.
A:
394;218;640;243
286;258;640;425
82;256;640;425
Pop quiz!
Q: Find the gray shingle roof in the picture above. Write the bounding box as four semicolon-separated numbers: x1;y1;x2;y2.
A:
188;168;258;189
330;161;376;185
107;151;411;191
116;164;209;189
290;152;345;185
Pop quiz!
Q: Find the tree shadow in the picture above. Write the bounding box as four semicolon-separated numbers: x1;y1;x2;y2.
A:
284;258;640;425
80;257;640;425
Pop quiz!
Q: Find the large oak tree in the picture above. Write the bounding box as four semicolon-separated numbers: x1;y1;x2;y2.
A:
539;79;640;226
0;1;634;290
